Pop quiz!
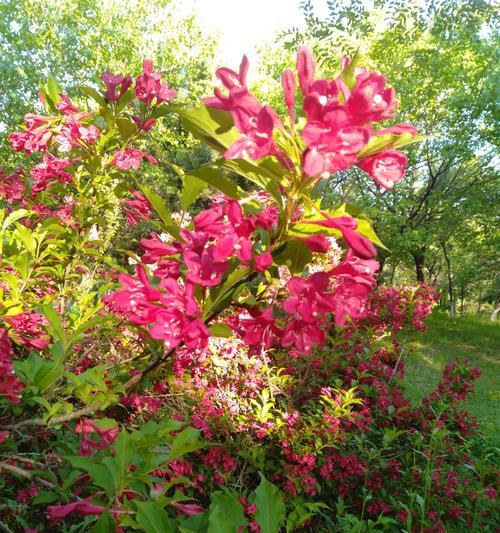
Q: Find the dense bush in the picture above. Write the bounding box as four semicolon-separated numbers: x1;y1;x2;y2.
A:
0;46;497;532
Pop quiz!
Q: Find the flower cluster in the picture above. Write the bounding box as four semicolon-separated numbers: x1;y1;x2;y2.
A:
0;329;24;404
205;47;418;189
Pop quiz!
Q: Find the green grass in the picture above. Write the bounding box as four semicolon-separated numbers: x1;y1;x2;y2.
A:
403;312;500;441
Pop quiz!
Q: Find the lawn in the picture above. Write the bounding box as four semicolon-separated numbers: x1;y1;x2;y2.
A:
404;312;500;442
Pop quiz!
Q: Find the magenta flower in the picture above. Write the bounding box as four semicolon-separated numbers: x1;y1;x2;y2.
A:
135;59;176;105
112;147;157;170
225;106;279;160
47;501;105;522
296;46;316;96
242;307;281;351
4;312;50;350
101;71;132;102
253;251;273;272
281;319;325;355
282;272;335;323
171;501;205;516
347;71;397;125
310;215;377;259
357;149;408;189
30;153;75;194
123;191;153;225
281;68;296;125
0;329;24;403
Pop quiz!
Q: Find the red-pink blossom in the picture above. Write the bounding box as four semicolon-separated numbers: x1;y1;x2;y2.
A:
101;71;132;102
253;251;273;272
347;71;397;124
75;418;120;456
296;46;316;96
4;312;50;350
358;149;408;189
47;500;105;522
30;153;74;193
171;501;205;516
123;191;153;225
112;147;157;170
135;59;176;105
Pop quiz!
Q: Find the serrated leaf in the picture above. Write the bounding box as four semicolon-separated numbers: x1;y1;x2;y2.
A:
181;175;207;210
136;501;175;533
208;492;247;533
169;427;203;460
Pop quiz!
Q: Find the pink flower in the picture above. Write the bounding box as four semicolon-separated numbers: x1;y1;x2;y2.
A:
4;312;50;350
281;69;296;125
9;115;54;153
140;237;178;263
55;94;79;115
0;168;25;204
75;418;120;456
30;153;74;193
242;307;281;350
357;149;407;189
204;55;260;115
302;119;371;177
0;431;9;443
347;71;397;125
225;106;279;160
171;501;205;516
296;46;316;96
310;215;377;259
55;118;99;151
101;71;132;102
253;251;273;272
112;147;157;170
298;234;330;253
281;319;325;355
47;501;105;522
282;272;335;323
135;59;176;105
205;56;280;161
123;191;153;225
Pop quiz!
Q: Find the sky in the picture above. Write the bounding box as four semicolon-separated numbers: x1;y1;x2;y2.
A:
180;0;329;65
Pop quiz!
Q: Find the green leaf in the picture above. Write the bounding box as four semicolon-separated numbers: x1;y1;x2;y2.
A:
2;209;32;231
284;240;312;274
254;473;286;533
113;430;134;477
40;304;66;345
46;74;62;104
357;132;426;159
169;427;203;460
209;324;233;338
177;105;238;153
187;165;241;199
32;490;59;505
79;86;106;106
136;501;175;533
181;175;207;210
91;511;116;533
139;185;181;239
208;492;247;533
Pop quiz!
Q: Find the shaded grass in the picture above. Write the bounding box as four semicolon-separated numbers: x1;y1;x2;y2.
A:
403;312;500;441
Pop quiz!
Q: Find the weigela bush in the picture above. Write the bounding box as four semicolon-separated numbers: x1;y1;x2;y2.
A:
0;46;497;532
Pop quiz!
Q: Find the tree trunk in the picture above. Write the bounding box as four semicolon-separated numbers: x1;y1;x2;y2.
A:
460;283;465;314
440;240;455;319
412;250;426;283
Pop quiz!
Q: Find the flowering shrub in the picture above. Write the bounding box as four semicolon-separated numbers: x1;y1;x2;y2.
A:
0;46;497;532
